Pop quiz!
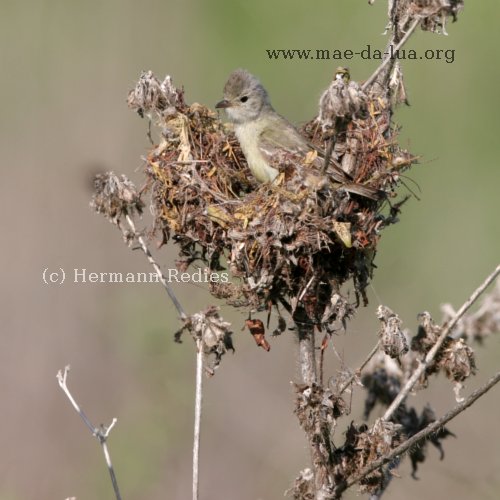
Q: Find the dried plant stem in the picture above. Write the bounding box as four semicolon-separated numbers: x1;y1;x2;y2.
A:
383;264;500;422
193;339;203;500
338;341;380;395
125;214;187;320
337;370;500;496
56;366;122;500
362;18;421;92
299;335;317;385
295;308;331;493
297;319;317;386
125;214;204;499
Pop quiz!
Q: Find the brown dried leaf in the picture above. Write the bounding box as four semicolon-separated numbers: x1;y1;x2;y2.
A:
246;319;271;351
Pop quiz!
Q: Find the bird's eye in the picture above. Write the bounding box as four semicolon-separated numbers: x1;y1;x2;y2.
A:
240;96;248;103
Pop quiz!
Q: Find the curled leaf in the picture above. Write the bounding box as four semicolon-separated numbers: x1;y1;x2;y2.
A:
246;319;271;351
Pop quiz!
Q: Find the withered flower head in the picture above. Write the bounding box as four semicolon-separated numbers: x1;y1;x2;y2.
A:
377;305;409;358
127;71;182;121
175;305;234;372
90;172;144;227
318;67;367;132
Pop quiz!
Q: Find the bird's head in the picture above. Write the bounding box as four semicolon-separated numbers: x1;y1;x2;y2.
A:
216;69;272;124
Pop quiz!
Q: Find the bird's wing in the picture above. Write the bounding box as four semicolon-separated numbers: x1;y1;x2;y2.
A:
257;114;310;165
258;116;353;183
258;113;381;199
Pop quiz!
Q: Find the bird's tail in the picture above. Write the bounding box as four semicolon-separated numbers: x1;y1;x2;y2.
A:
342;183;384;201
325;159;383;201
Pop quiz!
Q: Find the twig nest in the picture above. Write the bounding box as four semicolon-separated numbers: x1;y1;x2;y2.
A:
128;73;416;329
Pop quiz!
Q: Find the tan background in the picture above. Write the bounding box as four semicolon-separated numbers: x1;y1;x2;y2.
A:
1;1;499;499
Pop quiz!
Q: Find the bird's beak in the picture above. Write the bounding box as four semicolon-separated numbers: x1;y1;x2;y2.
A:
215;99;232;109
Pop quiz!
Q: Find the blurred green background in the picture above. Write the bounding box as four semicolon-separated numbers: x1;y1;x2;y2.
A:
2;1;499;499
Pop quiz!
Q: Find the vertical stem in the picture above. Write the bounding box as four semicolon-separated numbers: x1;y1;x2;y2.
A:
297;316;317;386
295;309;332;497
192;339;203;500
102;441;122;500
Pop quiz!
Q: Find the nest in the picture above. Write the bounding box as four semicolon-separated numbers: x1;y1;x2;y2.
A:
127;72;415;332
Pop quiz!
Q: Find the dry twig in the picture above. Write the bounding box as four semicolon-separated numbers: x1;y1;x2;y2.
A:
56;366;122;500
338;370;500;497
383;264;500;421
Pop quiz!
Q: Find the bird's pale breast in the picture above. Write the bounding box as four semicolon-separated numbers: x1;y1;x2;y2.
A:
234;121;279;183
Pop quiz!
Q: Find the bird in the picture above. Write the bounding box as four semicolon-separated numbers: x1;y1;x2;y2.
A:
215;69;380;200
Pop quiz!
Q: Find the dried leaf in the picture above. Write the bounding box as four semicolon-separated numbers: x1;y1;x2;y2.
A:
246;319;271;351
332;221;352;248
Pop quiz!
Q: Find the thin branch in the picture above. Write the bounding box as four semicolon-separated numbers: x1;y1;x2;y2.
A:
362;18;421;92
383;264;500;421
298;275;316;303
337;370;500;496
337;341;380;395
192;339;204;500
125;214;187;320
57;366;122;500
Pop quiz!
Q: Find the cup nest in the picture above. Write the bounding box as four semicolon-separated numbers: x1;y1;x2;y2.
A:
128;72;415;332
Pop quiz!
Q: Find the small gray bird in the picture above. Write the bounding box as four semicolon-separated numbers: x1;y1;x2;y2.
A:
216;69;379;199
